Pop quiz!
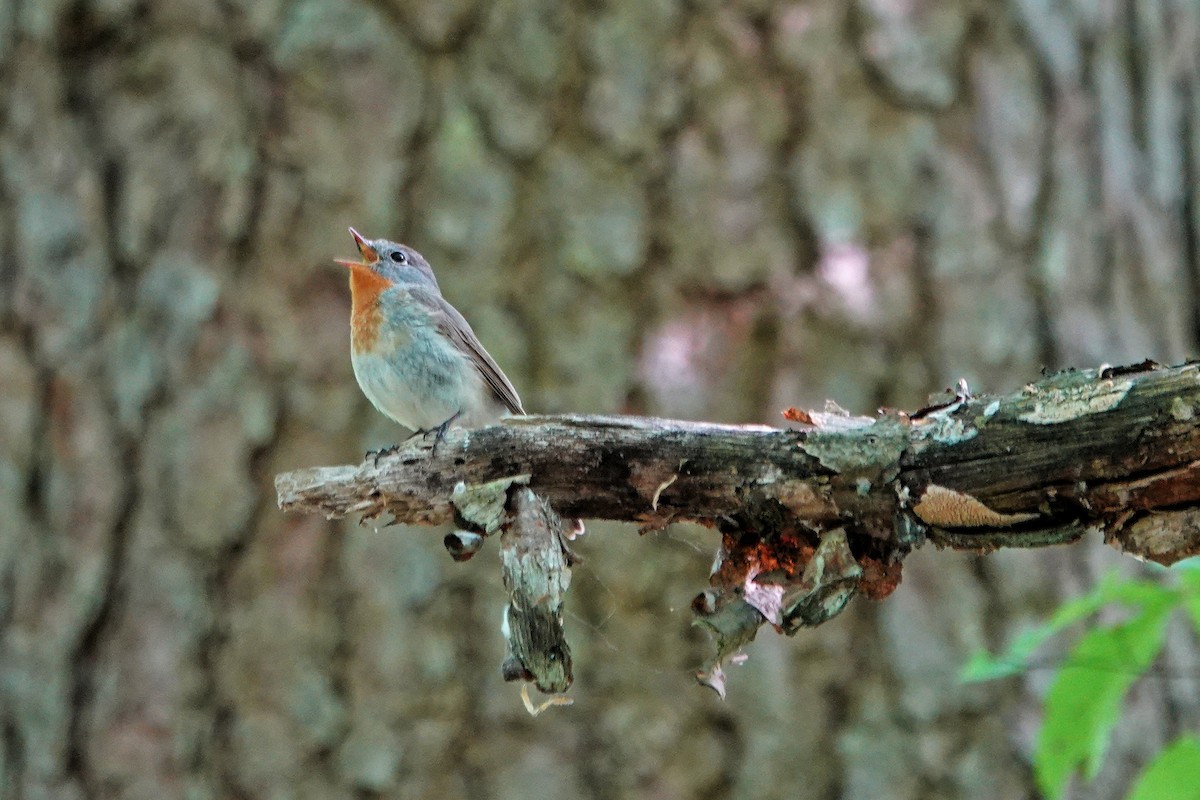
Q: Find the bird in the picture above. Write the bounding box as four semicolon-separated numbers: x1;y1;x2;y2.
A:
335;227;524;454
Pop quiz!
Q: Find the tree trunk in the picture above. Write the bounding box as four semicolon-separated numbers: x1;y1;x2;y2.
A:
2;1;1198;799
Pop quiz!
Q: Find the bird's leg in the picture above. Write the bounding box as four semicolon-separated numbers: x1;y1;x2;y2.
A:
366;421;440;465
366;428;431;465
365;444;402;466
424;410;463;456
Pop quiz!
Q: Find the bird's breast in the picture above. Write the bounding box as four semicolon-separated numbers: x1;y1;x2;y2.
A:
349;267;397;354
350;305;382;353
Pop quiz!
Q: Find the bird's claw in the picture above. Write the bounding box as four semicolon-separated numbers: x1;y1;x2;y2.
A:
423;411;462;457
365;444;401;467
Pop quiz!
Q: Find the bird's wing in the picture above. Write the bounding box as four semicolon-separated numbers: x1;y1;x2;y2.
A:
419;290;525;415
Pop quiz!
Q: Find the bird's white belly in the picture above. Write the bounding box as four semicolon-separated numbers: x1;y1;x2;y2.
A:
351;347;498;432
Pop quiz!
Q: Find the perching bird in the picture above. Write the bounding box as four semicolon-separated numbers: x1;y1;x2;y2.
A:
335;228;523;448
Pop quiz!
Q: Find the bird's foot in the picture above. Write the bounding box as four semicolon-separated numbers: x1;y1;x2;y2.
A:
423;411;463;456
365;444;401;467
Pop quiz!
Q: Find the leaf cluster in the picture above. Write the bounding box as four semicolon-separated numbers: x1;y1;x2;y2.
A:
962;559;1200;799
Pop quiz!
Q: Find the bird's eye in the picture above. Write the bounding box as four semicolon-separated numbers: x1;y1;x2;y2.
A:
390;250;407;264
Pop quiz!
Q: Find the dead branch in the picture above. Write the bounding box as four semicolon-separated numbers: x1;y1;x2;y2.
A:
276;360;1200;695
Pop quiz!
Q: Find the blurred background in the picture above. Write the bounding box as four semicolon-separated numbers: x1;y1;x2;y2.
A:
2;0;1199;798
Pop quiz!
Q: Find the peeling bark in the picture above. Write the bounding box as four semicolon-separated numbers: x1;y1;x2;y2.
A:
278;361;1200;688
279;361;1200;566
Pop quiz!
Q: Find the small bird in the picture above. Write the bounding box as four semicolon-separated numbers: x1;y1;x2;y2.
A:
335;228;523;450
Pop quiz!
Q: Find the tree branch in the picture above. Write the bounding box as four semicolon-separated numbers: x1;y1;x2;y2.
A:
276;360;1200;695
278;361;1200;562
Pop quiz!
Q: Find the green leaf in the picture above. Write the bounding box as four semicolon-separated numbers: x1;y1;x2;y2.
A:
960;648;1023;681
961;574;1172;684
1127;736;1200;800
1091;574;1176;607
1034;602;1173;800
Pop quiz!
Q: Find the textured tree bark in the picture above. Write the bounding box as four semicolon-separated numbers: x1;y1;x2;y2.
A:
278;361;1200;695
5;0;1200;798
278;361;1200;568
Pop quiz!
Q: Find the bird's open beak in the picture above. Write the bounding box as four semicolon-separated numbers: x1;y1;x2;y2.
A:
334;227;379;268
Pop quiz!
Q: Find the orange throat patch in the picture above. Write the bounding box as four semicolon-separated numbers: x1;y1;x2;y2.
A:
348;264;392;353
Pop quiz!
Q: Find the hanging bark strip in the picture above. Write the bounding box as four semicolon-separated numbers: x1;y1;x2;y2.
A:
276;360;1200;693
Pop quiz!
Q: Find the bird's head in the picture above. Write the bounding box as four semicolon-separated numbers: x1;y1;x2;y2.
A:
335;228;440;290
